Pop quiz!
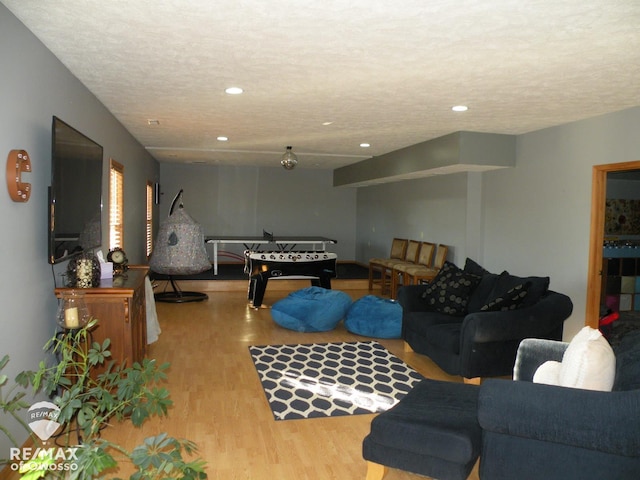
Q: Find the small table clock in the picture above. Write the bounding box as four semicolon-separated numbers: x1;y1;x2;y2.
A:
107;248;129;274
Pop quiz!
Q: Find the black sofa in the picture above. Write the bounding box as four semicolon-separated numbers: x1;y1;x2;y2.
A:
478;333;640;479
399;259;574;378
363;332;640;480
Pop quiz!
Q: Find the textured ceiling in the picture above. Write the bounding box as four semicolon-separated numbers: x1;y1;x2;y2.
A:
3;0;640;170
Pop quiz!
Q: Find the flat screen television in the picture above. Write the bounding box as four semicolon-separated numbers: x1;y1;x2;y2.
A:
49;116;104;264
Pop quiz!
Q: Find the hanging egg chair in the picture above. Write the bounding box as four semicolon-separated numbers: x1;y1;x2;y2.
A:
149;189;211;302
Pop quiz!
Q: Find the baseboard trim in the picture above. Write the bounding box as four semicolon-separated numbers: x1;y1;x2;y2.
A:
152;277;369;293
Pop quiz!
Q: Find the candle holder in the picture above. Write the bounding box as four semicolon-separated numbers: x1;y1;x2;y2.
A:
66;251;101;288
56;290;90;331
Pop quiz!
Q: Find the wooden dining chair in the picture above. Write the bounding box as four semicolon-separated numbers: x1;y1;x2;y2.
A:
391;242;435;298
368;238;408;293
384;240;422;296
400;244;449;291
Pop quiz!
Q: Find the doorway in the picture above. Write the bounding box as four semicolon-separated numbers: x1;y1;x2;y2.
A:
586;161;640;327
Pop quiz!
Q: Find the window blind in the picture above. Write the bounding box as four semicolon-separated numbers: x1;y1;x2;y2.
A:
109;160;124;249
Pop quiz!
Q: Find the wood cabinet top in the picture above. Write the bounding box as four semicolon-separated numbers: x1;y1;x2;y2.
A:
55;266;149;297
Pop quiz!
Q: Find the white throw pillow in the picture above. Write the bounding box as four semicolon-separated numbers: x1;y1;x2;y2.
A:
533;360;562;385
558;326;616;391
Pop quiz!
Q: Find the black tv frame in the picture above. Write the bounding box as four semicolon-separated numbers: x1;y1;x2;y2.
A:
48;116;104;264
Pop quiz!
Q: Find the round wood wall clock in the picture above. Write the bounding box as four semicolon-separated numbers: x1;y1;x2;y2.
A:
6;149;32;202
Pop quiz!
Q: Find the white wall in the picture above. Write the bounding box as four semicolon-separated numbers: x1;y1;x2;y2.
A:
0;5;158;452
159;163;358;260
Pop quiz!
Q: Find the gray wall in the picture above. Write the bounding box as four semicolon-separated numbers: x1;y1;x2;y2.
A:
483;107;640;339
0;5;159;452
356;172;469;263
355;106;640;340
158;163;357;260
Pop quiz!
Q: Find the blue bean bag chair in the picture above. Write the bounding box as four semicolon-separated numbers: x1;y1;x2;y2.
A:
344;295;402;338
270;287;353;332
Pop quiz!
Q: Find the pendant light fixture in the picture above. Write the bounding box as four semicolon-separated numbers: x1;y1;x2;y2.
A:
281;146;298;170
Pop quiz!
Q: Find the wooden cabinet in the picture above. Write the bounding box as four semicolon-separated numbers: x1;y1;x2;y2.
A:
55;267;148;371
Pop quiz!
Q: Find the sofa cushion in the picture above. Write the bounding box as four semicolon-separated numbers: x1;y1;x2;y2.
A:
532;360;562;385
404;309;463;336
560;326;616;391
613;330;640;391
364;379;481;466
485;271;549;308
463;259;502;314
533;326;616;391
421;262;481;316
467;273;500;313
463;258;490;277
479;282;530;312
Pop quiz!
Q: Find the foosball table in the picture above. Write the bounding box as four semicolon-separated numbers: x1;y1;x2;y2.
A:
245;251;338;307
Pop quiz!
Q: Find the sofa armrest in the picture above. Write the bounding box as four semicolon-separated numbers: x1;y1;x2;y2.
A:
513;338;568;382
461;291;573;345
478;379;640;457
397;285;432;313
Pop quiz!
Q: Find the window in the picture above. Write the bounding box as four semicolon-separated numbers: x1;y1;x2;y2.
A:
146;181;154;257
109;159;124;249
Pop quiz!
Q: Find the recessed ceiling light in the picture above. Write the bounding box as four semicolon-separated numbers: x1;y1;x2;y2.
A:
452;105;468;112
322;121;333;126
225;87;243;95
217;136;228;141
147;119;160;125
360;143;371;148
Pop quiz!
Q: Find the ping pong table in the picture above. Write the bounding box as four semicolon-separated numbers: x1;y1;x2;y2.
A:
204;235;337;275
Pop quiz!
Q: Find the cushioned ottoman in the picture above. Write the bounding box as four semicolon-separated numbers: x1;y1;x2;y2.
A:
344;295;402;338
270;286;352;332
363;379;481;480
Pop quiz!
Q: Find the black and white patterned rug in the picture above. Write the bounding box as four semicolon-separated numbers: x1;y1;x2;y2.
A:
248;341;424;420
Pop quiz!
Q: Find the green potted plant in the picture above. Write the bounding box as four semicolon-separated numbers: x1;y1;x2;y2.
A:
1;318;207;479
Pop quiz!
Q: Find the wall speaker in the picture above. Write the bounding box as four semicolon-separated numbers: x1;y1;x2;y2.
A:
154;182;161;205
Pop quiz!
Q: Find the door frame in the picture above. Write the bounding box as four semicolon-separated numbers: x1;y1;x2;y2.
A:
586;160;640;327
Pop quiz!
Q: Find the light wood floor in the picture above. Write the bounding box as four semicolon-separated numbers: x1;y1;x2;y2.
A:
104;282;480;480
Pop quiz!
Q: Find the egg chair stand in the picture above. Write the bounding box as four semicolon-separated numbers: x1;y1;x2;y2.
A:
154;277;208;303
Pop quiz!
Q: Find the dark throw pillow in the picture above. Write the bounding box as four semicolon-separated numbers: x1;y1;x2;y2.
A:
463;258;490;277
480;282;531;312
484;271;549;308
421;261;481;316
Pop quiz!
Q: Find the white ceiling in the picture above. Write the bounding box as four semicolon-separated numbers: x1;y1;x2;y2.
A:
4;0;640;170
